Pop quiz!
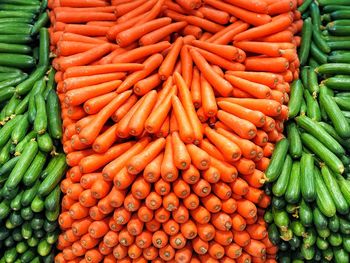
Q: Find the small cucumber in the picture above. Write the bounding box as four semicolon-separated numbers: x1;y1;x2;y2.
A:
21;180;40;207
272;155;292;197
288;80;303;118
37;133;53;153
46;89;62;139
301;243;315;260
313;26;331;53
313;206;328;229
285;161;301;204
307;68;319;97
11;113;29;144
22;151;46;186
304;89;321;122
328;232;343;247
10;191;22;211
316;236;329;250
299;17;313;66
0;139;11;165
44;185;60;212
316;63;350;75
299;199;313;227
33;93;47;135
324;76;350;91
329;215;340;232
14;130;36;156
273;209;290;232
265;138;289;182
300;153;316;202
31;196;44;212
334;247;349;263
37;239;51;257
310;41;327;65
334;96;350;110
315;167;336;217
15;65;46;95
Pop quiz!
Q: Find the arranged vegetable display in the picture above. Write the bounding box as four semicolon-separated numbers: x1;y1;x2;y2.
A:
47;0;303;262
0;0;65;262
266;1;350;262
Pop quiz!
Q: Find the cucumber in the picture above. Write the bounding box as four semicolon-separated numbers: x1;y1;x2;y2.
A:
46;231;58;245
44;185;60;211
301;243;315;260
321;166;349;214
265;138;289;182
298;0;312;13
290;221;305;237
299;199;313;227
307;67;320;96
11;113;29;144
28;78;46;123
38;28;49;67
334;96;350;110
344;235;350;253
335;174;350;207
43;68;55;100
30;215;44;231
334;247;349;263
20;207;33;221
300;153;316;202
316;63;350;75
320;85;350;138
37;239;51;257
316;237;329;250
33;93;47;134
310;2;321;29
319;121;350;150
314;167;336;217
330;10;350;19
273;208;289;231
0;115;20;148
46;89;62;139
264;210;273;224
15;65;46;95
31;195;44;213
328;52;350;63
288;80;303;118
0;4;40;13
4;247;17;263
0;200;10;220
14;93;29;115
14;130;36;156
313;26;331;53
0;227;10;241
16;241;28;254
272;155;292;197
301;133;344;174
9;211;23;227
285;161;301;204
0;139;11;165
0;157;19;183
2;186;18;200
323;5;350;12
287;123;302;159
328;232;343;247
0;87;15;103
0;43;31;54
324;76;350;91
20;249;35;263
289;235;301;250
310;41;327;65
323;247;334;261
5;140;38;190
329;215;340;232
0;35;32;45
304;89;321;121
10;191;22;211
45;204;59;222
296;115;345;156
272;196;287;210
301;66;309;88
328;41;350;50
21;180;40;207
21;222;32;240
327;24;350;36
44;220;58;233
38;153;67;196
40;154;59;179
37;132;53;153
0;54;34;69
314;206;328;229
299;17;313;66
340;218;350;235
4;235;14;247
22;151;46;186
31;12;49;36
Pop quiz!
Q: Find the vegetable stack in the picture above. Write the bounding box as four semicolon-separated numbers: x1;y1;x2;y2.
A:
48;0;303;262
266;0;350;262
0;0;66;262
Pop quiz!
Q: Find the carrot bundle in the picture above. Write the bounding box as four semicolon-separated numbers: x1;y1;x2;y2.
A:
49;0;302;261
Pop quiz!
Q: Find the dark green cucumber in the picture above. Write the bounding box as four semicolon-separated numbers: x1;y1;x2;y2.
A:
44;220;58;233
307;67;320;96
0;53;34;69
15;65;47;95
273;208;289;231
2;186;18;200
0;157;19;183
316;237;329;250
38;153;67;196
272;154;292;197
46;89;62;139
45;205;59;222
310;2;321;29
287;122;302;159
43;68;56;99
314;167;336;217
328;52;350;63
344;235;350;253
301;243;315;260
11;113;29;144
37;133;53;153
0;43;31;54
335;174;350;207
33;93;47;134
10;191;22;211
300;153;316;202
288;80;303;118
44;185;60;212
334;247;349;263
329;215;340;232
22;151;46;186
0;35;32;45
323;5;350;11
301;133;344;174
0;86;15;104
9;211;23;227
310;41;327;65
330;10;350;19
319;121;350;150
265;138;289;182
28;77;46;123
264;210;273;224
340;218;350;235
20;207;33;221
299;17;313;66
328;232;343;247
14;130;36;156
285;161;301;204
0;115;20;147
296;115;345;155
316;63;350;75
272;196;286;210
299;199;313;227
0;200;10;220
304;89;321;121
314;206;328;229
4;247;17;263
31;195;44;213
313;26;331;53
324;76;350;91
38;28;49;67
327;24;350;36
323;247;334;261
320;85;350;138
21;180;40;207
46;231;58;245
5;140;38;189
298;0;312;13
334;96;350;110
321;166;349;214
328;41;350;50
31;12;49;36
290;221;305;237
304;228;317;248
4;95;20;117
0;4;40;13
20;249;35;263
300;66;309;88
40;154;60;179
14;93;29;115
0;73;27;90
0;139;11;165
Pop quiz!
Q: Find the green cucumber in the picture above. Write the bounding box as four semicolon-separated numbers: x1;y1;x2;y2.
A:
0;87;15;103
0;115;20;148
300;153;315;202
328;232;343;247
290;221;305;237
16;241;28;254
0;200;10;220
310;2;321;29
44;220;58;233
296;115;345;155
340;218;350;235
323;247;334;261
4;247;17;263
335;174;350;207
44;185;60;211
9;211;23;227
299;17;313;66
301;243;315;260
15;65;46;95
320;85;350;138
284;161;301;204
28;77;46;123
21;180;40;207
38;28;49;67
38;153;67;196
328;41;350;50
287;122;302;159
0;157;19;183
22;151;46;186
330;10;350;19
314;167;336;217
0;53;34;69
299;199;313;227
316;237;329;250
31;12;49;36
298;0;312;13
265;138;289;182
304;89;321;121
31;195;44;213
37;132;53;153
11;113;29;144
328;52;350;63
334;96;350;110
334;247;349;263
310;41;327;65
20;207;33;221
33;93;47;134
0;4;40;13
40;154;60;179
321;166;349;214
0;139;11;165
301;133;344;174
343;235;350;253
37;239;51;257
46;89;62;139
272;155;292;197
10;191;22;211
307;67;320;96
316;63;350;75
46;231;58;245
273;209;289;231
301;66;309;88
319;121;350;150
43;68;56;100
324;76;350;91
303;228;317;248
45;204;60;222
14;93;29;115
313;27;331;53
329;215;340;232
313;206;328;229
0;35;32;45
20;249;35;263
327;24;350;36
288;80;303;118
14;130;36;156
5;140;38;189
272;196;286;210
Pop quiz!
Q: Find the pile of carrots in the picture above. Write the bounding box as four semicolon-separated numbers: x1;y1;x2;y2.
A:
48;0;303;262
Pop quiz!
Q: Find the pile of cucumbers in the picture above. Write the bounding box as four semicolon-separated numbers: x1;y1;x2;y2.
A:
264;1;350;262
0;1;66;262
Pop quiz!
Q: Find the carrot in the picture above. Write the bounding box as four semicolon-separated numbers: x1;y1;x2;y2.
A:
204;126;241;162
155;206;171;223
226;71;279;89
59;0;108;7
192;236;209;254
245;57;289;73
202;166;220;184
225;243;243;259
208;21;249;45
57;41;97;56
116;17;172;47
204;0;271;26
182;25;203;39
244;240;266;258
190;206;211;224
208;241;225;259
201;194;222;213
144;192;162;211
183;193;200;210
154;179;171;197
190;49;233;97
192;40;238;61
137;205;154;223
198;6;230;25
117;0;156;23
54;43;111;71
81;233;100;250
65;79;122;106
246;224;267;240
115;0;148;17
72;242;87;257
164;10;224;33
199;139;225;161
214;230;233;246
116;53;164;93
200;74;218;118
113;243;128;259
190;67;201;108
171;95;194;144
55;11;115;24
268;0;295;15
